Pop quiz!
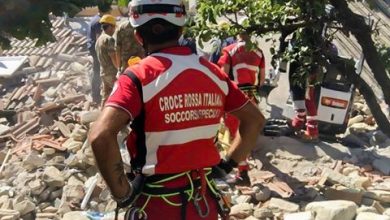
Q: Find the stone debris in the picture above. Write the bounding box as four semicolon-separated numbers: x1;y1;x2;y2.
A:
284;211;315;220
230;203;253;219
253;185;271;202
355;212;390;220
341;92;390;149
0;209;20;220
305;200;357;220
62;211;89;220
268;198;300;213
253;207;273;219
42;166;65;188
356;205;378;214
373;158;390;175
0;16;115;219
13;200;36;216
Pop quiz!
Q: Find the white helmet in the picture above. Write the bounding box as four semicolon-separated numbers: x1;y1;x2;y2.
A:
129;0;186;28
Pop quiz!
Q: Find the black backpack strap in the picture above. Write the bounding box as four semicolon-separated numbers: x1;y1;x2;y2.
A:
124;70;142;96
227;53;234;80
123;70;146;173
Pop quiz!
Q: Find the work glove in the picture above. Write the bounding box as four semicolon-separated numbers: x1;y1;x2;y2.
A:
114;174;146;208
212;158;238;178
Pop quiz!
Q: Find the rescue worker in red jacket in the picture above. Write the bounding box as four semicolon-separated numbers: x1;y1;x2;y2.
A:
289;62;320;141
287;31;334;141
217;20;265;185
88;1;265;219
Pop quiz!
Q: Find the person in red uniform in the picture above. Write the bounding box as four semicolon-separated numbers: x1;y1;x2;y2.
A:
289;61;320;141
217;23;265;185
88;1;265;219
287;31;335;141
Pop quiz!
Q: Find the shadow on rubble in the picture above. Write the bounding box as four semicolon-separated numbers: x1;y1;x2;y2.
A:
267;104;285;119
250;135;372;202
251;150;318;203
253;135;365;166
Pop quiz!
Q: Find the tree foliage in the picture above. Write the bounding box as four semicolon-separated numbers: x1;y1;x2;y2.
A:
0;0;101;50
193;0;332;82
193;0;390;136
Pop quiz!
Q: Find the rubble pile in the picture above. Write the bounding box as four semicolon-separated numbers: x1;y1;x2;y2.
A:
216;89;390;219
0;18;89;74
341;92;390;149
0;18;114;220
220;139;390;220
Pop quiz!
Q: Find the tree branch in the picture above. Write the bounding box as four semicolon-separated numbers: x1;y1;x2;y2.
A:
246;19;318;36
330;0;390;106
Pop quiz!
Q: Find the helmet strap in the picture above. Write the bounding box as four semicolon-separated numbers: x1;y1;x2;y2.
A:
143;41;150;56
135;30;149;55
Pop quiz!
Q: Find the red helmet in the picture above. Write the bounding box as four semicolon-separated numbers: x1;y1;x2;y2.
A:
129;0;186;28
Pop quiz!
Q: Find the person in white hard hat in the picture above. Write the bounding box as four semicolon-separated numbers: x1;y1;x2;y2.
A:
89;1;265;219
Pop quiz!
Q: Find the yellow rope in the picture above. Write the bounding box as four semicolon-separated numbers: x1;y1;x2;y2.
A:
139;168;215;207
161;195;182;206
141;171;196;206
139;195;152;212
153;172;188;184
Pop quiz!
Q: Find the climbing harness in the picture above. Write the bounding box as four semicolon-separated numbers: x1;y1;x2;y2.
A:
119;168;230;220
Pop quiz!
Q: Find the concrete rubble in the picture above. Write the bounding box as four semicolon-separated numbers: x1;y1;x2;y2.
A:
341;92;390;150
223;92;390;220
0;16;109;220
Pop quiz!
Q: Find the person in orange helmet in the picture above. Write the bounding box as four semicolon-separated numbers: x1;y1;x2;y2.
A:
95;14;119;108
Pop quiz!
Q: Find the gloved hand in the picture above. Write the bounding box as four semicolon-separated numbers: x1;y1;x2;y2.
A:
212;158;238;178
114;174;146;208
220;158;238;174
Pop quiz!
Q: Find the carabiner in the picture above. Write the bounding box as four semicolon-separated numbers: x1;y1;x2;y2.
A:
124;207;148;220
193;192;210;218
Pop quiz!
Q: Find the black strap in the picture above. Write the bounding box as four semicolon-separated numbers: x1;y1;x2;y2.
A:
124;70;142;100
180;191;188;220
143;171;229;219
227;53;235;80
123;70;146;173
207;186;229;220
131;4;186;15
116;174;146;208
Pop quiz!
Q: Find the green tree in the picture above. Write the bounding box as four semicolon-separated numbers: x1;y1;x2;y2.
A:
0;0;102;50
193;0;390;137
